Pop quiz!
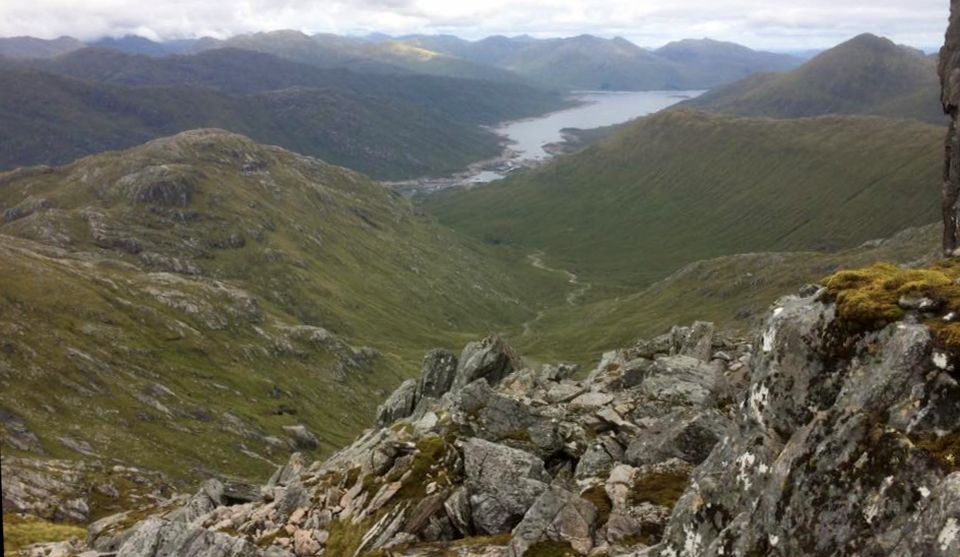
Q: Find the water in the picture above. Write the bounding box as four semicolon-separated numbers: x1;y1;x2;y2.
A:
495;90;705;163
387;89;703;193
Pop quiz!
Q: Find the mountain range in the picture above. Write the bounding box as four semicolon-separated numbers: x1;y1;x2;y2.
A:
0;48;573;179
0;31;803;91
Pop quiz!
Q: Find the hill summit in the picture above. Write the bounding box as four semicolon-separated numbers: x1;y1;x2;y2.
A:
685;32;943;123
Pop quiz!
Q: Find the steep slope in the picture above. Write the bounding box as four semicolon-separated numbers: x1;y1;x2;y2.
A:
0;67;509;179
19;47;571;124
686;33;943;124
423;110;943;294
0;36;84;59
0;130;568;483
655;38;802;87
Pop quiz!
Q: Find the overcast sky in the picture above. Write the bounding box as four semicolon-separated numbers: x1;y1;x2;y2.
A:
0;0;949;51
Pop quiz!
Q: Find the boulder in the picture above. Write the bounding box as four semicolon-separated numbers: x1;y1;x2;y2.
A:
416;349;459;401
508;486;598;556
281;425;319;451
625;408;729;466
637;355;718;405
461;438;549;534
452;336;518;390
116;518;257;557
376;379;418;427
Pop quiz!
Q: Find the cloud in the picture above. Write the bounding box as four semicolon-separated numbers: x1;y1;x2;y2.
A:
0;0;949;50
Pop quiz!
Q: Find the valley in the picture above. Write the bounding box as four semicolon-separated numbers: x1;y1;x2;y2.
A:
385;89;703;193
2;14;959;557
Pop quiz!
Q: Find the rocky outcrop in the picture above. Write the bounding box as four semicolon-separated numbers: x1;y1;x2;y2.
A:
22;277;960;556
654;289;960;556
941;0;960;253
56;325;746;557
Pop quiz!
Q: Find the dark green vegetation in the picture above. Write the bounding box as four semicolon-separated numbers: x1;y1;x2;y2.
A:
684;34;944;124
0;130;569;483
424;110;942;297
0;63;572;180
18;47;570;122
0;45;572;179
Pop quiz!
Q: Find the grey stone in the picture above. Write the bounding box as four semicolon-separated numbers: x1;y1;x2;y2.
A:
282;425;319;451
462;438;549;534
116;518;257;557
376;379;418;427
452;336;518;390
416;349;459;401
508;486;598;556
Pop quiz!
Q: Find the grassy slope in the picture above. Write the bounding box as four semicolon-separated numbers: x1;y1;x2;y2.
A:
685;34;944;124
515;225;939;365
0;68;506;180
422;110;943;296
0;131;568;483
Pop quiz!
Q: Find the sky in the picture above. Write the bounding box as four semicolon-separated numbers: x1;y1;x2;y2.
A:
0;0;949;51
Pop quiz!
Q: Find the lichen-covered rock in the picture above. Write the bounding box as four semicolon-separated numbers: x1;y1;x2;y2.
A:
417;349;459;401
655;294;960;556
462;437;550;534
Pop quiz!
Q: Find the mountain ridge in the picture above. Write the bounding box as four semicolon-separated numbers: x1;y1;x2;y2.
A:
683;32;943;124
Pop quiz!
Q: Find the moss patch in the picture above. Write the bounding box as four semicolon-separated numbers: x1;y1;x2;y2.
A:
914;431;960;472
393;434;458;501
580;485;612;527
2;515;86;555
630;470;690;508
824;260;960;350
524;540;582;556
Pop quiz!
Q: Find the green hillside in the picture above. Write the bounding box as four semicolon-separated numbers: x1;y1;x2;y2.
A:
515;225;939;364
0;130;568;483
685;33;944;124
422;109;943;295
20;47;571;124
0;68;509;179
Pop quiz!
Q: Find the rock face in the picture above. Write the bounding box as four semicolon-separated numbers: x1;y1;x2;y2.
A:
654;291;960;556
942;0;960;253
67;324;747;557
